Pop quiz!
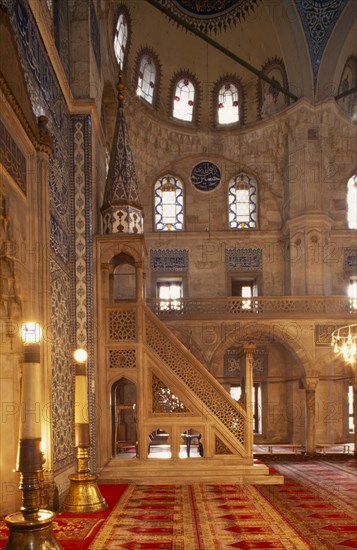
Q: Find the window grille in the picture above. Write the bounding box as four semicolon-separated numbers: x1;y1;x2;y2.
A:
173;78;195;122
137;55;156;104
228;173;257;229
154;175;184;231
114;13;128;67
218;82;239;124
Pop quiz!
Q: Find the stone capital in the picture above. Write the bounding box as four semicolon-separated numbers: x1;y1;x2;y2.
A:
303;376;319;391
243;343;256;355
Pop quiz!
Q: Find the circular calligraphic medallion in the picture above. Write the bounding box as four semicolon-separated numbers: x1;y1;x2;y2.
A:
160;0;259;33
172;0;240;17
191;161;221;191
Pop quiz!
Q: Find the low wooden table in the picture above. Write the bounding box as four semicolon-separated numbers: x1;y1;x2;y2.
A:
266;444;303;454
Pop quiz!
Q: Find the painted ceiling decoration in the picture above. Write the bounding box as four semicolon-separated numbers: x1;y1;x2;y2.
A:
157;0;261;33
294;0;349;85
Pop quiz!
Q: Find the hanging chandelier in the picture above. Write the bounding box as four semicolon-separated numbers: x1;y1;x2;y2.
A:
331;324;357;364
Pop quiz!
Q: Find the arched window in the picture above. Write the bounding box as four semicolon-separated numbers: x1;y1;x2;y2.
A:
173;78;195;122
218;83;239;124
259;59;289;119
337;56;357;118
114;13;128;67
228;174;257;229
347;174;357;229
154;175;184;231
136;55;156;104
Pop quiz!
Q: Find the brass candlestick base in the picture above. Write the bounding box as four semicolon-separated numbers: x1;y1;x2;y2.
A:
4;509;62;550
63;445;107;513
63;473;108;513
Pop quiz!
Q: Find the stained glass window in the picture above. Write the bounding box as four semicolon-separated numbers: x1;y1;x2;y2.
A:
347;174;357;229
228;174;257;229
218;83;239;124
136;55;156;104
173;78;195;122
114;13;128;67
154;175;184;231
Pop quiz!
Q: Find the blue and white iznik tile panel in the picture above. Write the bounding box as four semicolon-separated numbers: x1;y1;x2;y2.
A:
71;115;96;470
150;249;189;271
1;0;95;472
344;248;357;272
225;248;262;271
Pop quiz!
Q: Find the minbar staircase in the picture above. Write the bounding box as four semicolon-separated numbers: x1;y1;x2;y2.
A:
98;304;283;485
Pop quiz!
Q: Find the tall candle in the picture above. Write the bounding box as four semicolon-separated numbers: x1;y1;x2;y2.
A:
20;357;41;440
75;364;89;425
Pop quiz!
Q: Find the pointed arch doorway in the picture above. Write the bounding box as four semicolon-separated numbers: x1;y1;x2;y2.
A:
111;378;137;457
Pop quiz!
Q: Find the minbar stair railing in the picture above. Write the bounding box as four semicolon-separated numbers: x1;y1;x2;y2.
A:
144;307;247;452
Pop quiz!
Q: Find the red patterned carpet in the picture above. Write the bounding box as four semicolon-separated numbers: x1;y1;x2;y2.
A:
258;458;357;549
90;483;309;549
0;484;127;550
0;459;356;549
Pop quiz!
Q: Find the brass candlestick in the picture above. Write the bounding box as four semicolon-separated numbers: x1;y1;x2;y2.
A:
62;349;107;513
4;323;62;549
5;440;62;550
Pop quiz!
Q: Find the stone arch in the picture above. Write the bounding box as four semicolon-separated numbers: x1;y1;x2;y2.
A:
209;321;312;380
102;242;143;266
209;321;312;444
315;347;355;380
110;252;136;301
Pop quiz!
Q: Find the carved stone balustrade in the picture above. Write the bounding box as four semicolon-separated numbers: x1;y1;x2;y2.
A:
147;296;355;319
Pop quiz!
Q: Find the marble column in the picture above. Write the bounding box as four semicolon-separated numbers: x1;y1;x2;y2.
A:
136;264;145;303
304;377;319;454
108;268;114;303
244;343;256;457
